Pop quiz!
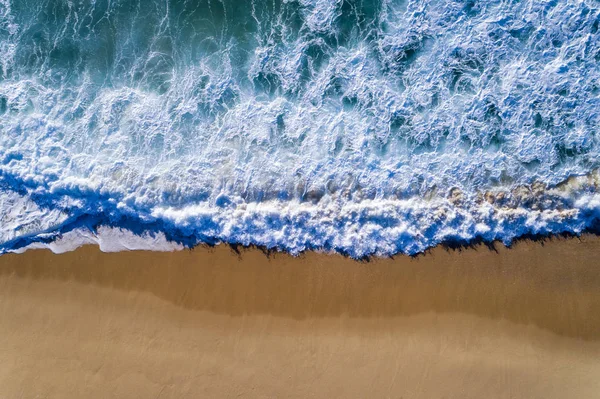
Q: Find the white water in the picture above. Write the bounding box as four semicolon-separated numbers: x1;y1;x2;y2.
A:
0;0;599;256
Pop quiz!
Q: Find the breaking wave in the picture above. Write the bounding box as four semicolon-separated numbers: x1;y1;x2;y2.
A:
1;0;599;257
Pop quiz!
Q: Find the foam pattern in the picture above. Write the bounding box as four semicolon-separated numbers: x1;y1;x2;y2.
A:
1;0;599;256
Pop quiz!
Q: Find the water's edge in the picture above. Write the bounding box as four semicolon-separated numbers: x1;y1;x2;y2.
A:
3;171;600;258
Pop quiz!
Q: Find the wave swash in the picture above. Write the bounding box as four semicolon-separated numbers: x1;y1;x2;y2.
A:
1;0;599;257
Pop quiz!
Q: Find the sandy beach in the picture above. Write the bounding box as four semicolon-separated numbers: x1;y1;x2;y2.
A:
1;236;600;398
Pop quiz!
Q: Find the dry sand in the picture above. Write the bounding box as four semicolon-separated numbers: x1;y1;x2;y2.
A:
1;235;600;398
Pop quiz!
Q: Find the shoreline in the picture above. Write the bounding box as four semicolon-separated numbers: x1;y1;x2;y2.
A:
3;234;600;338
1;234;600;397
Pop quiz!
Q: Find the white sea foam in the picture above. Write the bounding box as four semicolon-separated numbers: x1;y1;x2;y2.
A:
4;172;600;258
12;226;183;254
0;0;599;256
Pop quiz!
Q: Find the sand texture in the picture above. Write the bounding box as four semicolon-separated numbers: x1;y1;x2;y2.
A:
1;236;600;398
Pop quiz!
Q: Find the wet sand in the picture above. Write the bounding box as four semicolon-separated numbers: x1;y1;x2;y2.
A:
1;236;600;398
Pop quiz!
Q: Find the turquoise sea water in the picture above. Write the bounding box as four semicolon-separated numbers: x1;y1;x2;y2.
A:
0;0;599;256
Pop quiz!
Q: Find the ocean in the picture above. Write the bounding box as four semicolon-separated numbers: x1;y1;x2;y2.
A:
0;0;599;257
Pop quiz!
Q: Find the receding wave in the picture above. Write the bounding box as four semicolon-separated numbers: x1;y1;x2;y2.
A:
0;0;599;257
